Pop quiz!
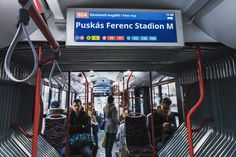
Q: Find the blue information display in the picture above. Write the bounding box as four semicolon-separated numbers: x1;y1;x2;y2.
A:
66;9;184;46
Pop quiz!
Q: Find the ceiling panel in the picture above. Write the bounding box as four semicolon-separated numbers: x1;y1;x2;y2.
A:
1;42;235;76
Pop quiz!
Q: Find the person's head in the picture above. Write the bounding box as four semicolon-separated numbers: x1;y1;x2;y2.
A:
87;107;93;116
72;99;82;114
107;95;114;104
160;97;172;114
50;101;60;109
124;107;129;114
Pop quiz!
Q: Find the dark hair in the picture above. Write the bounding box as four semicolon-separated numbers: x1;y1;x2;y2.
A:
50;101;60;108
108;95;114;104
161;97;172;106
73;99;82;105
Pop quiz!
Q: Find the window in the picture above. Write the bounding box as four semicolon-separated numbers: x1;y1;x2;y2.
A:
42;85;50;112
61;90;67;108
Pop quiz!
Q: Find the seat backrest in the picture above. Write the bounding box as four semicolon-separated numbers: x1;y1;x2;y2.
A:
125;114;150;147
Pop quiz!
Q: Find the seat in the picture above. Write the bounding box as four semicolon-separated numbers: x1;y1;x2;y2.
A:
125;113;153;157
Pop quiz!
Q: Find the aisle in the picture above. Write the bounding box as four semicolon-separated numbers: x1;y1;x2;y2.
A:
96;131;119;157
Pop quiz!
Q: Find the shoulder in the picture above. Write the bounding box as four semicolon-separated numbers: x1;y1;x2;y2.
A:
112;105;118;112
169;112;175;118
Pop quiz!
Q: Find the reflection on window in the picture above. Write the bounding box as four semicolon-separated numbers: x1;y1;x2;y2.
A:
161;83;177;113
42;85;50;113
61;90;67;109
51;88;59;103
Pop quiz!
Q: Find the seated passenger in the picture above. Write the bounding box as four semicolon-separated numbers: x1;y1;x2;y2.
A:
147;97;177;151
119;107;128;123
46;101;66;116
70;99;94;157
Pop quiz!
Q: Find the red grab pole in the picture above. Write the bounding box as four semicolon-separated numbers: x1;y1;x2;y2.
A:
122;77;125;108
18;0;59;51
32;46;42;157
82;72;88;110
33;0;43;14
149;71;156;157
66;72;71;157
186;45;205;157
126;72;133;110
85;83;87;109
118;83;120;120
19;0;61;66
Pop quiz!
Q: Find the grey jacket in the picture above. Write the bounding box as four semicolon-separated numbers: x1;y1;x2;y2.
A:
103;103;118;134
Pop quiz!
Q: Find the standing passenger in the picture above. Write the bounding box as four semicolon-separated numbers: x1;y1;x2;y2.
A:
103;95;118;157
88;108;99;157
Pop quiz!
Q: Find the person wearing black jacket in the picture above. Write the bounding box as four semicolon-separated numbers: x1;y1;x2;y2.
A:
70;99;93;157
147;97;177;151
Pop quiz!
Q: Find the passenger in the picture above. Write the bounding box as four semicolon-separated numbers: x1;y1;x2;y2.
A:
119;106;128;123
147;97;176;151
70;99;93;157
46;101;66;116
88;109;99;157
103;95;118;157
116;119;128;156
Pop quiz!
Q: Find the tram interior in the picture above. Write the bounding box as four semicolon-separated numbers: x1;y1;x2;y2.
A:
1;0;236;156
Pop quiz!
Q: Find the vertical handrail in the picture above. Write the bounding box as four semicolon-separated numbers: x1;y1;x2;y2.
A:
18;0;59;51
123;77;125;108
149;71;156;157
33;0;43;14
87;83;89;107
118;82;120;121
32;45;42;157
85;83;87;110
186;45;205;157
126;72;133;111
91;87;94;105
66;72;71;157
19;0;60;66
82;72;88;110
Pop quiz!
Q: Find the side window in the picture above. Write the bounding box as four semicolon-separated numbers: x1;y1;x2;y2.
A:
42;85;50;113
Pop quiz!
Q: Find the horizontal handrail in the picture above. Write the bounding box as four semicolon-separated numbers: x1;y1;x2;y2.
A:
18;0;60;53
152;78;175;87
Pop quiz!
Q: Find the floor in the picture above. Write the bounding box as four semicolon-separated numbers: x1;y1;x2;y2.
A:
96;131;119;157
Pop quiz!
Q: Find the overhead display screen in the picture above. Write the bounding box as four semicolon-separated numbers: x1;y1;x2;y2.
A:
66;8;184;46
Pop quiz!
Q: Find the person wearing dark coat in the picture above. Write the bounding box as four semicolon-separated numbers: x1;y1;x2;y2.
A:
147;97;177;151
69;99;93;157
